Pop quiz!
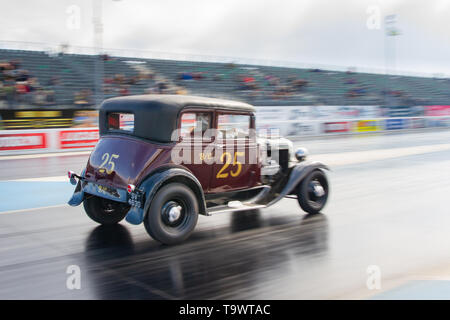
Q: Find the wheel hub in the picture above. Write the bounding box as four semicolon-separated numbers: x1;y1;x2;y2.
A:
161;201;184;226
168;205;182;223
310;181;325;197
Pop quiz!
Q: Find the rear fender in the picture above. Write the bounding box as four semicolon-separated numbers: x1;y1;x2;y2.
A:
267;161;329;206
68;169;86;206
125;167;207;225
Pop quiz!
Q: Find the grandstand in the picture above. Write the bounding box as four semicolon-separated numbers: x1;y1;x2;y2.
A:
0;48;449;109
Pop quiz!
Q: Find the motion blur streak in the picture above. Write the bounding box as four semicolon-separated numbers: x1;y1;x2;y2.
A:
0;130;450;299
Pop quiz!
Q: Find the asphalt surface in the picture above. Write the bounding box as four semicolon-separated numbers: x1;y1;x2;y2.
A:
1;130;450;299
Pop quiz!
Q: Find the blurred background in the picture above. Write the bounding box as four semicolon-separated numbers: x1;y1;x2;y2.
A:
0;0;450;300
0;1;449;131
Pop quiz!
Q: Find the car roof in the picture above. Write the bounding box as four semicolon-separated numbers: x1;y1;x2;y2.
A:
100;94;255;113
99;95;255;143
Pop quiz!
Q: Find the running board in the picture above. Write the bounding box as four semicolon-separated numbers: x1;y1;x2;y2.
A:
206;203;267;215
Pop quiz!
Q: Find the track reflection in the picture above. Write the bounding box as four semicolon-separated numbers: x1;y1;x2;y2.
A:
83;211;328;299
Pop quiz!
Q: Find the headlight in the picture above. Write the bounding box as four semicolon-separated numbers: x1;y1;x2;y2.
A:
295;148;309;162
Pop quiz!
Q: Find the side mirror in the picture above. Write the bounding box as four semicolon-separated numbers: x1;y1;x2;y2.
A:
295;148;309;162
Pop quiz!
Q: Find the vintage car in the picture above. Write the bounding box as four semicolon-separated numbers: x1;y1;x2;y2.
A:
68;95;329;244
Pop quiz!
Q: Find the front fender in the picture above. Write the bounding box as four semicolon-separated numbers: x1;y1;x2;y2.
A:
125;167;207;225
267;161;329;206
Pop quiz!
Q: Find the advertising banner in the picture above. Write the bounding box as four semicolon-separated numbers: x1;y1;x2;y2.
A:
255;106;311;122
410;117;426;129
424;106;450;117
285;106;313;120
285;121;318;136
72;110;99;128
255;107;291;122
379;106;424;117
59;129;99;149
0;109;98;130
323;121;351;133
426;116;450;128
354;120;380;132
256;122;287;137
385;118;408;130
0;132;47;151
311;106;380;119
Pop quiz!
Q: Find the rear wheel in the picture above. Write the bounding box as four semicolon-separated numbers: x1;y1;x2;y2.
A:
144;183;198;245
83;195;130;225
297;169;329;215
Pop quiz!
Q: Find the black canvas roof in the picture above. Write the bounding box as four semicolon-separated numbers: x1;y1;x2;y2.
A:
99;94;255;142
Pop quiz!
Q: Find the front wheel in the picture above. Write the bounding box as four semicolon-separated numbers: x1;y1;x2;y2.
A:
297;169;329;215
144;183;199;245
83;195;130;225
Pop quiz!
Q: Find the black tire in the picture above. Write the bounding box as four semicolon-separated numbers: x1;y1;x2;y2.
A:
144;183;198;245
83;195;130;225
297;169;329;215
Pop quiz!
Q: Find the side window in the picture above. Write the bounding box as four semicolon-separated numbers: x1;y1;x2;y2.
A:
180;112;211;138
217;114;250;139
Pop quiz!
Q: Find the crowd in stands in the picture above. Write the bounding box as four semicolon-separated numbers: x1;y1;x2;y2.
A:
1;49;448;109
174;64;310;101
74;89;93;106
0;59;56;108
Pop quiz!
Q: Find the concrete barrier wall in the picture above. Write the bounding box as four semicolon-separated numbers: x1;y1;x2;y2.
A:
1;105;449;155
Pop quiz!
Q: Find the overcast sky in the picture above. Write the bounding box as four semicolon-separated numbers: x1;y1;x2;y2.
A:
1;0;449;75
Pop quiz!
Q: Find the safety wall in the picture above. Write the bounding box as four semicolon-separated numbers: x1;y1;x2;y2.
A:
0;128;99;155
255;105;449;136
1;105;450;155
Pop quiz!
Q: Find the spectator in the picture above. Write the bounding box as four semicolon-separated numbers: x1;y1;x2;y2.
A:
119;86;129;96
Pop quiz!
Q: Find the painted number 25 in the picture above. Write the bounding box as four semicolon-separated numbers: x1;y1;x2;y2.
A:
99;153;119;174
216;151;244;179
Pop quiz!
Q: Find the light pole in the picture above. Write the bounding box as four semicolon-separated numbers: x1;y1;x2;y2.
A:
92;0;121;108
384;14;401;107
92;0;104;109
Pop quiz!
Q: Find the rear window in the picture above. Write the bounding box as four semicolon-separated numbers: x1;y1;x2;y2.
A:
107;113;134;133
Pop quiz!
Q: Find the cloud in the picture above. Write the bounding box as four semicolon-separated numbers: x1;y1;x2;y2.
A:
0;0;449;75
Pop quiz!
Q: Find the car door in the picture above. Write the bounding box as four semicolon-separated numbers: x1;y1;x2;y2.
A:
176;110;214;192
209;112;258;193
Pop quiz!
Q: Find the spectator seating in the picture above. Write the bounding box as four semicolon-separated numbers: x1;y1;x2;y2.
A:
0;48;448;108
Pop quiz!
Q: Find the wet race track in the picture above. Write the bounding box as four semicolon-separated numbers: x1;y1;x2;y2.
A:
1;130;450;299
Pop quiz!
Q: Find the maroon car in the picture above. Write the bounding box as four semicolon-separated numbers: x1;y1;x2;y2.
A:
68;95;329;244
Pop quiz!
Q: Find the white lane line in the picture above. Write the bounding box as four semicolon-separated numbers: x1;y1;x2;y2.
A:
10;176;69;182
0;204;68;215
310;143;450;167
0;151;91;161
